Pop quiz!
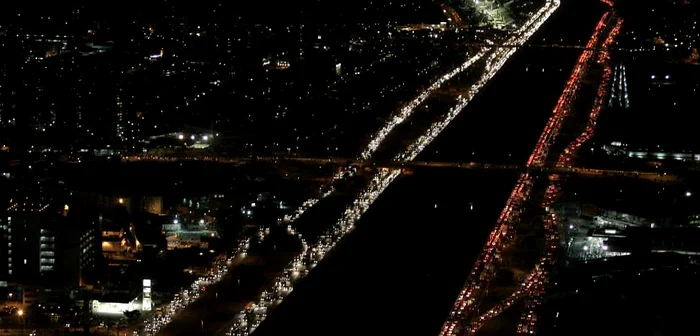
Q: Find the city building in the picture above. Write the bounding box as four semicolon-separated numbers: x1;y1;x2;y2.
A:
2;202;57;283
74;191;163;215
100;219;130;260
0;202;100;297
602;141;700;161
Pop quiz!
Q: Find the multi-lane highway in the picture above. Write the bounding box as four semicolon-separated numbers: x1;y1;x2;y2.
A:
439;5;624;335
222;1;563;335
128;1;630;335
513;15;625;336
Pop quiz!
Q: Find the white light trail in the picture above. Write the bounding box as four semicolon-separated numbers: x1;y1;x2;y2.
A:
140;237;252;336
226;2;561;336
137;174;345;336
227;169;400;336
360;51;488;160
140;18;484;336
137;7;519;335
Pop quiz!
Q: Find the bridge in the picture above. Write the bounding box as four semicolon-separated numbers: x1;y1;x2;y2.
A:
122;155;678;180
457;42;629;52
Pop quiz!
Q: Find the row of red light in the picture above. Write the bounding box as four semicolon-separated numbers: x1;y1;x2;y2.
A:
600;0;615;8
514;16;624;336
526;12;613;167
471;9;616;315
445;11;622;336
556;18;622;169
439;2;565;334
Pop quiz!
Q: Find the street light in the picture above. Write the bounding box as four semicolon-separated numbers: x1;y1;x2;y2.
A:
17;309;25;335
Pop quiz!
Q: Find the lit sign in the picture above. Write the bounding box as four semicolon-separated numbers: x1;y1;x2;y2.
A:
142;278;152;311
604;229;617;234
92;301;138;315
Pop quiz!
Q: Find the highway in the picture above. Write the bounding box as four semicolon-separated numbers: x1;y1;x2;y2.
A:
222;1;563;335
513;15;625;336
121;155;677;181
439;6;623;335
129;1;617;335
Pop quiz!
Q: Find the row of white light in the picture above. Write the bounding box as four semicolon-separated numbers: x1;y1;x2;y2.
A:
399;1;561;162
138;19;460;335
140;236;253;336
140;1;558;333
136;16;478;335
360;51;487;160
137;164;354;335
138;3;561;335
227;168;400;336
226;2;563;336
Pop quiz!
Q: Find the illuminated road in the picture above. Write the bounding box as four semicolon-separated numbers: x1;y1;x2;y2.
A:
514;15;625;336
439;6;623;335
457;42;628;52
221;1;562;335
122;155;677;181
130;1;601;335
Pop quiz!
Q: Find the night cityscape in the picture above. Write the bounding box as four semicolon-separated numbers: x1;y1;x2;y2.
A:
1;0;699;335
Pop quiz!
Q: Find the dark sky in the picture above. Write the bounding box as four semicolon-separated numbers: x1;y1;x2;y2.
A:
1;0;443;26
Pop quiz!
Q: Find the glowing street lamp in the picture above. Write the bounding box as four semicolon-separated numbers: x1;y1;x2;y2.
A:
17;309;25;335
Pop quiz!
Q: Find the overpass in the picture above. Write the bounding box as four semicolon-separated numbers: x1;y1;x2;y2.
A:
457;42;629;52
122;155;677;180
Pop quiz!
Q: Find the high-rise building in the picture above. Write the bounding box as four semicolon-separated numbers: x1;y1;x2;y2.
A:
0;202;99;288
2;202;55;283
115;93;125;141
0;215;9;281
